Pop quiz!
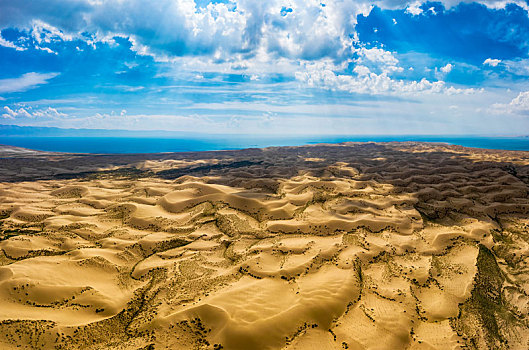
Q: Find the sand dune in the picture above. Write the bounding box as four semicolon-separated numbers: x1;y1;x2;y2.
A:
0;142;528;349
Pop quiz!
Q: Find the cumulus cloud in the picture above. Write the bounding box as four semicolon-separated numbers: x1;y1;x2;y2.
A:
450;0;528;10
33;107;67;118
356;47;403;73
483;58;501;67
405;1;424;15
0;72;59;94
2;105;66;119
0;0;527;102
295;60;479;95
440;63;453;73
491;91;529;115
0;0;527;62
0;0;368;63
0;34;26;51
2;106;31;119
403;0;528;12
0;1;526;69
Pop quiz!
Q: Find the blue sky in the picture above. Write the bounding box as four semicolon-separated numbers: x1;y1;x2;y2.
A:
1;0;529;135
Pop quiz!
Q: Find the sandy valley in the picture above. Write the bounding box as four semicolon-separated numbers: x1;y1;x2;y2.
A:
0;142;528;349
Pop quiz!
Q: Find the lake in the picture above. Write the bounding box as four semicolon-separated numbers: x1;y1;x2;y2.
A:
1;135;529;154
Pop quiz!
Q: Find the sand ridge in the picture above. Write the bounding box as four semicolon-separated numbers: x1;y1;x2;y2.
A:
0;142;528;349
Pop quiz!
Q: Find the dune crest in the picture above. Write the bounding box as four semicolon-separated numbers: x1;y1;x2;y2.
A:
0;142;528;349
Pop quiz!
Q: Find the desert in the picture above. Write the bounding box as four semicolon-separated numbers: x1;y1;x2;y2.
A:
0;142;528;349
2;0;529;348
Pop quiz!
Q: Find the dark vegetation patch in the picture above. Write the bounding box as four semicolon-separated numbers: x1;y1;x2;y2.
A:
156;160;263;179
0;228;41;242
54;167;153;180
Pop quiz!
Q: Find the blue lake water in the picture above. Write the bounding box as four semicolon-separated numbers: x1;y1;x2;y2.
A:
1;135;529;154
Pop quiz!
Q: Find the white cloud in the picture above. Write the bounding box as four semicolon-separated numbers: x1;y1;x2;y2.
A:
444;0;528;10
2;106;66;119
403;0;528;13
0;72;59;94
30;20;73;44
0;34;26;51
0;0;526;101
2;107;15;119
36;46;57;55
295;60;479;96
32;107;67;118
406;1;424;16
501;58;529;76
491;91;529;115
0;0;367;63
2;106;32;119
0;1;523;75
440;63;453;73
357;47;402;73
353;65;371;76
483;58;501;67
0;0;526;62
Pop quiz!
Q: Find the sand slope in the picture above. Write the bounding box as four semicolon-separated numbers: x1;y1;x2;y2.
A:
0;142;528;349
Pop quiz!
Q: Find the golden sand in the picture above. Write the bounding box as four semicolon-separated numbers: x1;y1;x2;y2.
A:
0;142;528;349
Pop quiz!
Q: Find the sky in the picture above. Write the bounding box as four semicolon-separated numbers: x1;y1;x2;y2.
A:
1;0;529;135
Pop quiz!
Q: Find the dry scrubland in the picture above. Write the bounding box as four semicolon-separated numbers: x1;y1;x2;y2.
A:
0;142;528;349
